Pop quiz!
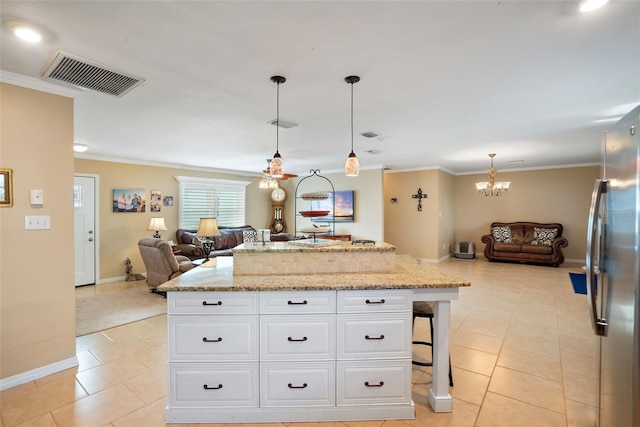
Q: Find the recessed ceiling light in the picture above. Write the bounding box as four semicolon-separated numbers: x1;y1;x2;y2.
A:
73;143;88;153
578;0;609;13
3;20;42;43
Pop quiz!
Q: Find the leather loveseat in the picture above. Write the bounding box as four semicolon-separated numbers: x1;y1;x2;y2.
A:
481;221;568;267
175;225;256;260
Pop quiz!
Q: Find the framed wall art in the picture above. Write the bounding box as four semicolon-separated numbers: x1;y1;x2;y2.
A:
0;168;13;207
113;188;146;213
150;190;162;212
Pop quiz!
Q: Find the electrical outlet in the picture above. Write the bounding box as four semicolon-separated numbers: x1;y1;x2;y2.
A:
25;215;51;230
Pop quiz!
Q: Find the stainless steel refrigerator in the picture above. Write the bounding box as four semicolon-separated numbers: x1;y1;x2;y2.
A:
586;105;640;427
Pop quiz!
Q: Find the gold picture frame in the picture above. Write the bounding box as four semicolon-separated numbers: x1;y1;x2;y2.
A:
1;169;13;207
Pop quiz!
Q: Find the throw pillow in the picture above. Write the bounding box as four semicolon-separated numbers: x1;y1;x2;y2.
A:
491;226;513;243
242;229;258;244
532;227;558;245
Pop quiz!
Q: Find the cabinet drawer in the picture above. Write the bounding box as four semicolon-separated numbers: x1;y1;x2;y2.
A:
260;362;335;407
168;291;258;315
169;363;258;407
337;313;412;359
337;290;413;313
169;317;258;361
261;315;335;361
260;290;336;314
337;360;412;405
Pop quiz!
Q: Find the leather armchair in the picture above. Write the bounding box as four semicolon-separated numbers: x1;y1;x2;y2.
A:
138;238;195;289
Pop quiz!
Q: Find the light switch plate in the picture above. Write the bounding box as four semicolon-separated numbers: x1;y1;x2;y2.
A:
30;189;44;205
25;215;51;230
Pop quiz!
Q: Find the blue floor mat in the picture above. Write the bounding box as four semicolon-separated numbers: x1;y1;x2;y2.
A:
569;272;597;295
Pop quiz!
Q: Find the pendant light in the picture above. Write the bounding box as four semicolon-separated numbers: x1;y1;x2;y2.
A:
344;75;360;176
270;76;286;178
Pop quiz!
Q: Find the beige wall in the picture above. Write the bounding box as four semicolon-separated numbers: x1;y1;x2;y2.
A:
383;166;599;262
384;169;454;259
285;169;384;241
74;159;266;281
454;166;599;262
1;83;76;379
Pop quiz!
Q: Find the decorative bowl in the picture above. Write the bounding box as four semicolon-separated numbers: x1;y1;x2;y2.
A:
299;210;330;218
300;226;331;233
300;192;330;201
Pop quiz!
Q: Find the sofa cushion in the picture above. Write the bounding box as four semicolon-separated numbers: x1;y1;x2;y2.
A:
522;244;553;255
494;243;521;253
532;227;558;245
492;226;513;243
214;230;238;250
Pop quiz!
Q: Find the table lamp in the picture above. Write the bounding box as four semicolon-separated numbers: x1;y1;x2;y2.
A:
196;217;221;261
148;217;167;239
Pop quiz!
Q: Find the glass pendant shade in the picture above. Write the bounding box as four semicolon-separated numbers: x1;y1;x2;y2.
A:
270;153;284;178
345;152;360;177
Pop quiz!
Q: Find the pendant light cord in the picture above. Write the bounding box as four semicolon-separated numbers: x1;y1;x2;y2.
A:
350;81;354;154
276;80;280;154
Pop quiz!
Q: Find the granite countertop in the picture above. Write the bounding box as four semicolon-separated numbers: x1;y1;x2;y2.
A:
157;254;471;292
233;240;396;253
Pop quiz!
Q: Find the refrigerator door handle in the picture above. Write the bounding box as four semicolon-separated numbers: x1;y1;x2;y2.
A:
586;178;607;336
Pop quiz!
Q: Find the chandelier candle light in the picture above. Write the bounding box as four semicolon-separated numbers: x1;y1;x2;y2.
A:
475;153;510;196
196;218;221;262
270;76;286;178
147;217;167;238
344;75;361;177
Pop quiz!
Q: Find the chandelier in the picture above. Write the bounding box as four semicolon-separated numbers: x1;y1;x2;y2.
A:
475;153;510;196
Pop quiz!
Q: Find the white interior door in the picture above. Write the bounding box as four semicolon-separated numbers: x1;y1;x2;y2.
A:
74;175;97;286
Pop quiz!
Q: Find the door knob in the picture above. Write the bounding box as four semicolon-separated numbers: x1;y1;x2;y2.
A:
88;237;94;242
88;230;93;234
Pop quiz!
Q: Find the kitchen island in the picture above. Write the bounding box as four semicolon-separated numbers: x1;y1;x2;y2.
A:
158;243;469;424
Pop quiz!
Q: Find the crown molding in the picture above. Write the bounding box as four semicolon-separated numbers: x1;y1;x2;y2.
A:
0;70;83;98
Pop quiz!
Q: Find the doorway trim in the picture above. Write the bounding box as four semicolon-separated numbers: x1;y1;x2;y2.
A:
74;173;100;285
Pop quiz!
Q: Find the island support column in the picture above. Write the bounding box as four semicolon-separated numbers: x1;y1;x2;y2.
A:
413;288;457;412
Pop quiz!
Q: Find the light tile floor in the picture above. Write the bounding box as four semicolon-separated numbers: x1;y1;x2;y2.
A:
0;259;598;426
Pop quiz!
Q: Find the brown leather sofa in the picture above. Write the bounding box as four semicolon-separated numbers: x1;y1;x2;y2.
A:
174;226;256;260
481;221;568;267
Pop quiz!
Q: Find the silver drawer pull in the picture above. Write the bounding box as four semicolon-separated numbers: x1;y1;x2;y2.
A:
288;336;308;342
288;383;308;389
203;384;223;390
365;299;385;304
365;334;385;340
287;300;308;305
202;337;222;343
202;301;222;306
365;381;384;387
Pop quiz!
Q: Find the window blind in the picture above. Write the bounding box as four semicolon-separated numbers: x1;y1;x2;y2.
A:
177;178;247;229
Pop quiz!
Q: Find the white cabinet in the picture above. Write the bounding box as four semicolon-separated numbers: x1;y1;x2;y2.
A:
166;289;415;423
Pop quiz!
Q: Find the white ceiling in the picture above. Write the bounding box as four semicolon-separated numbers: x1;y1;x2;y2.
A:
1;1;639;177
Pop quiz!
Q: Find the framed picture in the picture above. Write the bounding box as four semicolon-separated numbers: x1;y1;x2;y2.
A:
163;196;174;206
150;190;162;212
0;168;13;207
311;190;355;222
113;188;146;213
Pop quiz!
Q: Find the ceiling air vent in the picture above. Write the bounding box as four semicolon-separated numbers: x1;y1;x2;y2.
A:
360;131;379;138
42;52;145;97
267;119;298;129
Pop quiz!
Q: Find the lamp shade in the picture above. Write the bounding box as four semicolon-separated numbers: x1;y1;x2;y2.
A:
147;217;167;231
197;218;221;237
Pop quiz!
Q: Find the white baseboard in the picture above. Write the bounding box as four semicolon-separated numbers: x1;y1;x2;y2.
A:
0;356;79;391
98;273;147;285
